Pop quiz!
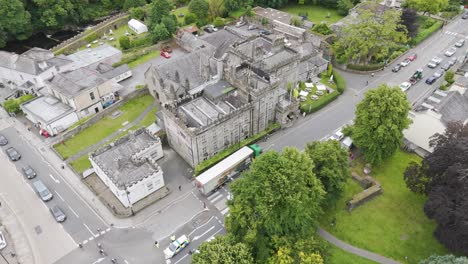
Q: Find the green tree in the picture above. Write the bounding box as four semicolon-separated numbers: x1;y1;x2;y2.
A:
209;0;226;18
130;6;145;20
151;23;170;41
226;148;325;262
444;70;454;84
333;4;407;64
3;99;21;114
225;0;240;12
305;140;349;204
403;161;431;194
267;236;327;264
0;0;32;47
161;15;177;34
31;0;83;29
184;12;197;24
312;23;333;35
244;5;253;17
336;0;354;16
213;17;225;27
405;0;449;15
119;36;131;49
420;254;468;263
147;0;173;42
298;0;305;4
191;236;254;264
349;84;411;165
123;0;146;10
189;0;209;19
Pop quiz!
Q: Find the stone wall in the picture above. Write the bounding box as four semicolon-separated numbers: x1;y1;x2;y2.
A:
52;13;129;55
51;88;149;145
347;171;383;211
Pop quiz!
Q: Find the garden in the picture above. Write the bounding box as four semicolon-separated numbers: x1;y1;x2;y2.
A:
280;4;344;24
320;150;447;263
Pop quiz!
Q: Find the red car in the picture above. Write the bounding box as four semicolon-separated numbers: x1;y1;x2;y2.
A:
160;50;171;59
407;53;417;61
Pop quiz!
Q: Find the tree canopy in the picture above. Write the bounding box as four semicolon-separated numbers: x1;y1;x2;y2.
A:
147;0;176;42
349;84;411;165
0;0;32;46
404;0;449;15
226;148;325;262
400;8;419;38
305;140;349;204
333;4;407;64
189;0;210;19
191;236;254;264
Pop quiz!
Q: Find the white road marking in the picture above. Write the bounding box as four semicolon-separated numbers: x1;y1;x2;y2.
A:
188;216;215;236
55;190;65;201
91;257;106;264
106;227;111;232
207;192;221;201
83;239;88;245
174;254;189;264
205;228;224;241
68;206;79;218
49;174;60;184
209;194;223;204
220;207;230;215
83;223;96;237
193;226;216;241
124;260;130;264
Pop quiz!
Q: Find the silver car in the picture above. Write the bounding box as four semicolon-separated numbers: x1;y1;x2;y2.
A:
455;39;465;47
0;231;7;250
0;134;7;146
50;206;66;222
433;69;444;79
444;47;457;57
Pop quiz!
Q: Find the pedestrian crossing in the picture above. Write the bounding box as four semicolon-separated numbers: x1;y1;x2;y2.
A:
207;190;230;216
444;31;468;39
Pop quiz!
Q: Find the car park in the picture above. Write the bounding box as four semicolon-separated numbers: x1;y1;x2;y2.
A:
0;231;6;250
426;76;437;85
392;64;402;72
32;180;53;201
433;69;444;79
5;147;21;161
399;82;411;92
22;166;37;179
49;206;67;222
427;57;443;68
455;39;465;47
407;53;417;61
441;62;452;71
160;51;171;59
400;59;411;67
0;134;7;146
444;47;457;57
164;235;190;259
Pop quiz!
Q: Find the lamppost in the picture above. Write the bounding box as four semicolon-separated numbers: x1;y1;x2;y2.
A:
125;188;135;216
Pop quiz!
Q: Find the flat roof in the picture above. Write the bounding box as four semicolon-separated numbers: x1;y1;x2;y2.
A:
67;44;121;68
21;96;75;124
196;146;254;185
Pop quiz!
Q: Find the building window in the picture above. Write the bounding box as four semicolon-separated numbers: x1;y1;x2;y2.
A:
90;92;95;100
147;182;154;191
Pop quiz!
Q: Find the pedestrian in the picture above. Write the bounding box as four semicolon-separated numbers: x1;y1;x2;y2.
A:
27;126;31;132
203;202;206;209
61;164;65;169
78;243;83;248
154;241;159;248
99;249;105;255
366;80;369;85
178;185;181;191
111;258;117;263
371;73;375;77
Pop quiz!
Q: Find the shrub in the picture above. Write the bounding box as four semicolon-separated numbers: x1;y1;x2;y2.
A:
130;7;145;20
388;50;404;62
444;70;454;84
196;18;208;28
131;36;152;48
119;36;131;50
85;32;98;43
410;20;443;46
290;16;303;27
300;92;339;114
312;23;333;35
3;94;34;113
184;12;197;25
213;17;225;27
347;63;384;71
333;69;346;94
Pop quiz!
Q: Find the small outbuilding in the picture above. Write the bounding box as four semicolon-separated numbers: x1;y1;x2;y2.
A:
128;19;148;35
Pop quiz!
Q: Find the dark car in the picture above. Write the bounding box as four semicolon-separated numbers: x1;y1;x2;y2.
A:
462;12;468;19
22;166;37;179
426;76;437;84
5;147;21;161
259;30;271;35
392;64;402;72
0;134;7;146
50;206;66;222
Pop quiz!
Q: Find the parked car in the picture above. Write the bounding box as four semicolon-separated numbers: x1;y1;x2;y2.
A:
50;206;66;222
433;69;445;79
162;46;172;53
259;30;271;35
400;59;411;67
32;180;53;202
0;231;6;250
236;21;246;27
334;130;344;141
392;64;402;72
22;166;37;179
399;82;411;92
248;25;257;30
444;47;457;57
160;51;171;59
207;25;218;32
204;27;214;33
441;62;452;71
5;147;21;161
455;39;465;47
407;53;417;61
0;134;7;146
427;57;443;68
164;235;190;259
462;12;468;19
426;76;437;85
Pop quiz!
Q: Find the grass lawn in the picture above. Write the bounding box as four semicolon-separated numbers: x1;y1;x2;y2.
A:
327;241;377;264
54;95;154;159
321;150;448;263
70;155;92;174
128;50;160;68
229;8;246;19
280;4;344;24
298;79;339;113
79;25;149;51
173;6;189;25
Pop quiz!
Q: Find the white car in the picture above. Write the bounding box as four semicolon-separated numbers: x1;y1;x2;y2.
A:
399;82;411;92
444;47;457;57
400;59;411;67
164;235;190;259
455;39;465;47
334;130;344;141
0;231;7;250
427;57;442;68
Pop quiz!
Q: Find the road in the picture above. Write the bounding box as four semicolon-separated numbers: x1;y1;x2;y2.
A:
1;14;467;264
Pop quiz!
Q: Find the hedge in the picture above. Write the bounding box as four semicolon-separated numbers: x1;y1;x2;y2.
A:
300;91;339;114
409;20;443;46
347;63;384;71
2;94;35;113
194;123;281;176
332;69;346;94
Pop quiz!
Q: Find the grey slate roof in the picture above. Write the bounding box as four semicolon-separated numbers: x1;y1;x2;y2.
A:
435;91;468;124
49;67;108;97
0;48;72;75
87;62;130;80
200;30;243;58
